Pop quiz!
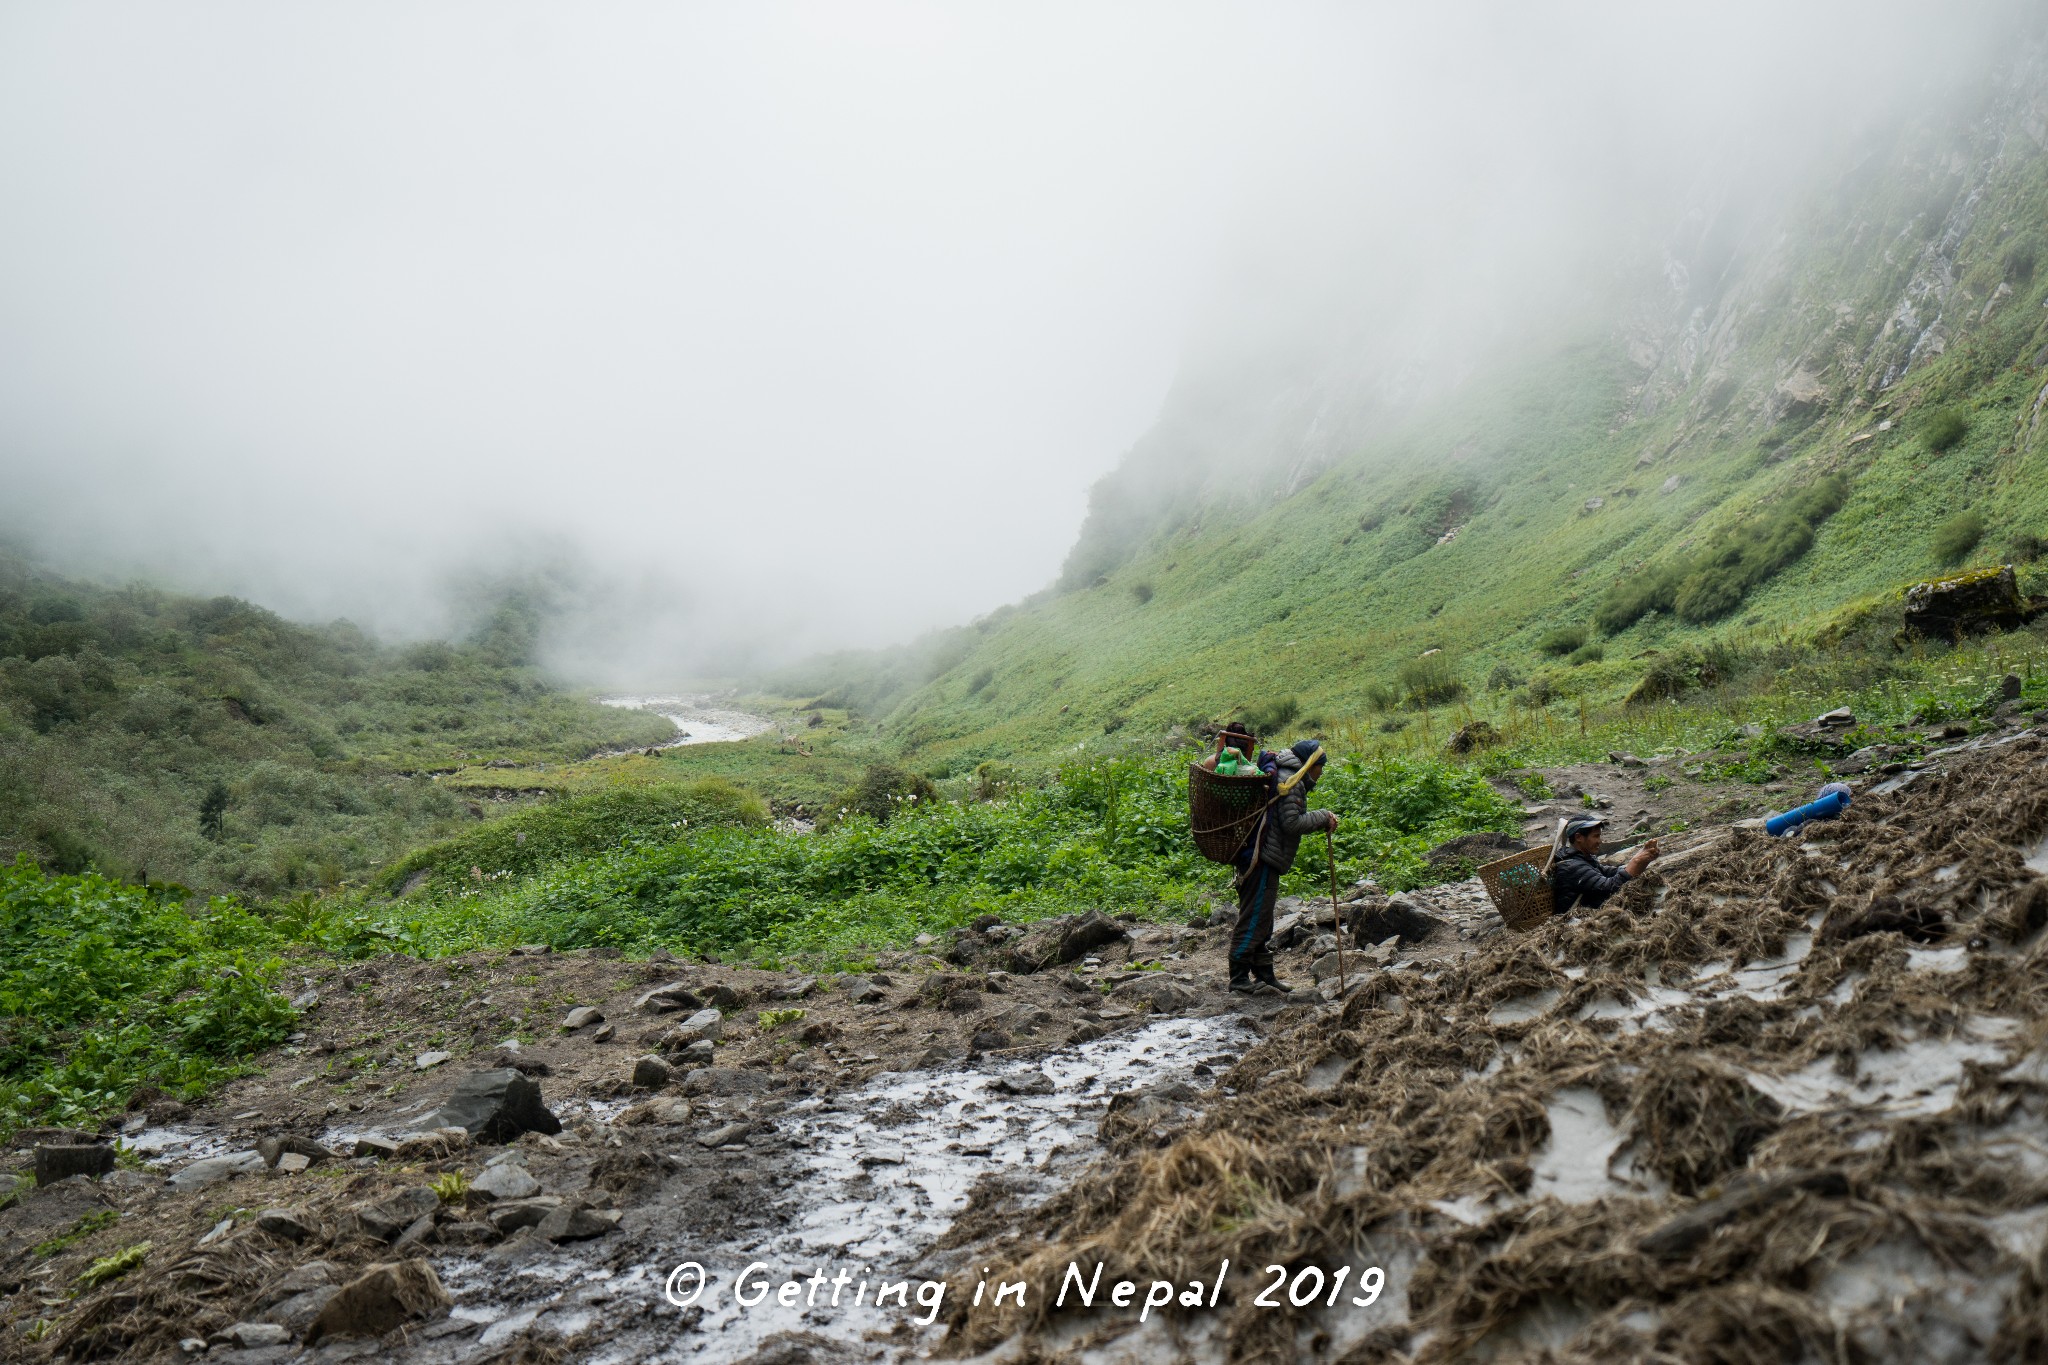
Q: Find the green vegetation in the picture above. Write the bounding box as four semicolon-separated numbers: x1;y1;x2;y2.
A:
1539;626;1589;657
373;781;766;896
76;1242;150;1290
821;764;940;828
0;859;295;1134
329;749;1517;964
1933;510;1988;564
1596;477;1850;632
0;556;672;893
1920;405;1970;452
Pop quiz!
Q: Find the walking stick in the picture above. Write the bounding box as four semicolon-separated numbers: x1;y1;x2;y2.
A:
1326;828;1346;995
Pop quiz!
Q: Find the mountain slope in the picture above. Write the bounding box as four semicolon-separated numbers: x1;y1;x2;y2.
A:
793;35;2048;765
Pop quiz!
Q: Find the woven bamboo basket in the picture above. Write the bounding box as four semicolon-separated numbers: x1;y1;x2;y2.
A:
1187;764;1274;863
1477;845;1554;932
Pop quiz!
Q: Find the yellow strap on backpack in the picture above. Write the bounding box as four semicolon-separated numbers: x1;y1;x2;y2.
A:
1275;746;1324;795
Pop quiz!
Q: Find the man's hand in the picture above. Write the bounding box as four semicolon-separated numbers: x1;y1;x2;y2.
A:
1624;837;1660;877
1325;812;1341;832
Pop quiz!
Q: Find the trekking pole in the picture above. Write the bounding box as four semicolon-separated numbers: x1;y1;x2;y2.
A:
1326;828;1346;995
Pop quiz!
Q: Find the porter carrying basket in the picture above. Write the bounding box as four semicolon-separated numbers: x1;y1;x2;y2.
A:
1477;845;1554;932
1187;764;1275;863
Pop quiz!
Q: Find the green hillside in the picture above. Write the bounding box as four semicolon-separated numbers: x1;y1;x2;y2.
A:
0;557;671;893
769;61;2048;766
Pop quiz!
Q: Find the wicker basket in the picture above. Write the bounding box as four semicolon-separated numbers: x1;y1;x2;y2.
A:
1187;763;1275;863
1477;845;1555;932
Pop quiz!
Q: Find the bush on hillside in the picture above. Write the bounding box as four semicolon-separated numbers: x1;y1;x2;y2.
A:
2007;533;2048;564
1485;662;1524;693
822;764;940;828
1920;406;1969;453
1932;510;1987;565
1397;654;1465;708
1130;582;1154;605
1624;648;1724;706
1538;626;1589;657
374;780;766;893
1596;476;1849;631
1568;642;1606;666
1236;697;1300;736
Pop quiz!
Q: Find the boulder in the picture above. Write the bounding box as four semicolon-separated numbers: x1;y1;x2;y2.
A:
991;1004;1057;1036
414;1051;452;1071
168;1150;266;1192
633;981;703;1014
352;1135;400;1160
537;1202;620;1243
840;975;887;1004
631;1055;675;1089
1902;565;2047;642
697;1122;753;1148
414;1069;560;1143
256;1261;342;1308
659;1009;725;1051
34;1143;115;1184
223;1322;292;1349
680;1067;775;1098
1110;976;1202;1013
616;1097;692;1126
304;1260;451;1344
992;1071;1055;1096
1007;911;1128;974
256;1135;336;1169
486;1196;564;1232
469;1164;542;1201
262;1286;339;1334
561;1007;604;1030
1348;898;1447;948
350;1187;441;1241
968;1029;1010;1052
255;1207;318;1241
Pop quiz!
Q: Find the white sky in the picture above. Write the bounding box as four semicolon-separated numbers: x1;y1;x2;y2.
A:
0;2;2024;678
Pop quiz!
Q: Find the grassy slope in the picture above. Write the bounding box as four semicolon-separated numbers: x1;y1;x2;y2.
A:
835;98;2048;768
0;558;672;893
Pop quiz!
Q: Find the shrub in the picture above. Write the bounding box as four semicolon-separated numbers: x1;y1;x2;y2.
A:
1522;675;1560;707
1397;654;1466;708
1624;648;1724;706
1567;643;1605;666
823;764;940;827
1363;681;1401;712
1237;697;1300;735
966;667;994;696
1596;476;1848;631
2008;533;2048;564
1485;662;1524;693
1538;626;1589;656
1130;582;1154;605
374;780;766;893
1920;406;1969;453
972;761;1020;802
1932;510;1986;565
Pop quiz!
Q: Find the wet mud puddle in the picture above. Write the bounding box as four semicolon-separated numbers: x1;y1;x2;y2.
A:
432;1013;1254;1362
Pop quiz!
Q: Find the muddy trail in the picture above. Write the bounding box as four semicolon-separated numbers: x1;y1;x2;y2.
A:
13;722;2048;1362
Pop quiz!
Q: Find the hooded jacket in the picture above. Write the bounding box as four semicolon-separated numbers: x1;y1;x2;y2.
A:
1237;747;1334;873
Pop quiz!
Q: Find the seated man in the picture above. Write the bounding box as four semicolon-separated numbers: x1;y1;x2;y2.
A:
1547;816;1658;916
